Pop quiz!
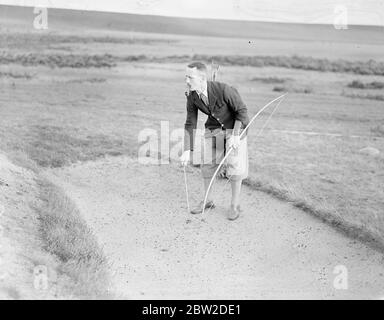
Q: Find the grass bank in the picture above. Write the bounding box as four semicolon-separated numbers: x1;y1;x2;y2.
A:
0;151;112;299
35;178;113;299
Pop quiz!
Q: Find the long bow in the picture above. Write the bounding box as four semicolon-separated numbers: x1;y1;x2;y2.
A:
201;92;288;217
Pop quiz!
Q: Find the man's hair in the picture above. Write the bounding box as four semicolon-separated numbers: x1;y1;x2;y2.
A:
187;62;207;73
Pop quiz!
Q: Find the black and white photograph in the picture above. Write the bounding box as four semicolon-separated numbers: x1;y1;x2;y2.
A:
0;0;383;302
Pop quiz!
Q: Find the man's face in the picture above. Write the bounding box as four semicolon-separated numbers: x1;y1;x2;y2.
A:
185;67;206;93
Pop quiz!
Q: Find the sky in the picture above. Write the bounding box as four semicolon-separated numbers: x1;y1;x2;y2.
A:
0;0;383;25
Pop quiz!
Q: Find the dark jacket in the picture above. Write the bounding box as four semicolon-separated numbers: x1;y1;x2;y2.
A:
184;81;249;151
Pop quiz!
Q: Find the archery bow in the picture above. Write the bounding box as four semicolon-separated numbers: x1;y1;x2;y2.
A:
201;92;288;217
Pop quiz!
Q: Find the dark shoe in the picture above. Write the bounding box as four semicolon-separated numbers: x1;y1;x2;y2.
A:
191;200;215;214
227;205;240;221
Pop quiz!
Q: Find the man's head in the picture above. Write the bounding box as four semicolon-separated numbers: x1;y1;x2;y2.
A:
185;62;208;93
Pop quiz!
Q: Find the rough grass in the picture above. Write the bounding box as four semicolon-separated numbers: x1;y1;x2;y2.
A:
20;125;129;168
0;71;33;79
371;124;384;137
2;52;384;75
343;92;384;101
244;130;384;253
36;179;113;299
66;77;107;84
0;33;177;48
243;178;384;252
347;80;384;89
273;85;313;94
250;76;291;83
0;53;116;68
192;54;384;76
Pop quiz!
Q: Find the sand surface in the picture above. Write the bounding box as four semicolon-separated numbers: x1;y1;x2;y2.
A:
44;156;384;299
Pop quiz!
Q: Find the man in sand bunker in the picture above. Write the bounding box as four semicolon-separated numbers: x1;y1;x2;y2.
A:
180;62;250;221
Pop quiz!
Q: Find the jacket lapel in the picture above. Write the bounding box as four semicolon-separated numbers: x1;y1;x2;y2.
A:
192;91;210;115
191;82;218;115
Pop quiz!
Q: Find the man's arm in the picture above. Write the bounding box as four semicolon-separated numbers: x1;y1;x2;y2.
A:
223;85;250;130
233;120;242;136
183;96;198;151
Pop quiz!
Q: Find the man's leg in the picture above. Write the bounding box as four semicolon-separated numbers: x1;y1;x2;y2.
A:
202;129;225;202
230;178;242;208
202;131;217;202
190;130;218;214
226;135;248;220
190;174;216;214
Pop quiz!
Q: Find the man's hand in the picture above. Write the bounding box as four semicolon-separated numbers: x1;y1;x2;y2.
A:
227;134;240;150
180;150;191;166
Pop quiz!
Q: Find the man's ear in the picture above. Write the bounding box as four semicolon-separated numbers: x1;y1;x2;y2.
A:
197;70;207;81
